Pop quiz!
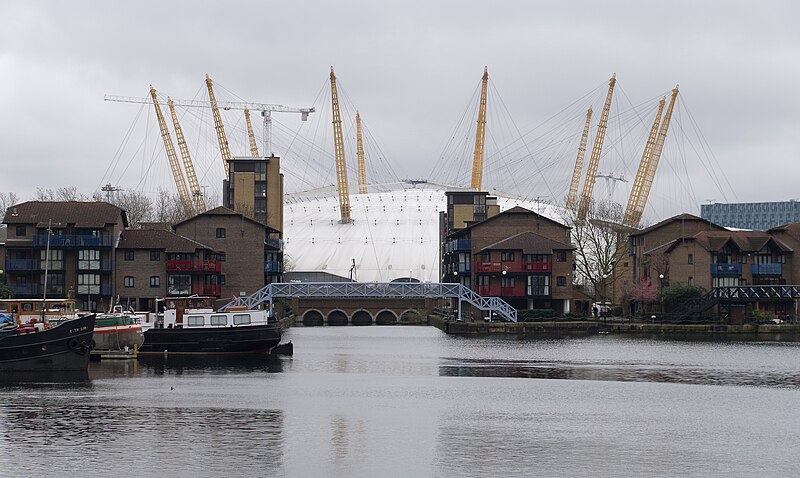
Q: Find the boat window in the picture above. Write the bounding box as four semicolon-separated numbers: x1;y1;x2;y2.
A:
233;314;251;325
22;303;33;312
186;315;205;327
0;303;7;312
210;315;227;326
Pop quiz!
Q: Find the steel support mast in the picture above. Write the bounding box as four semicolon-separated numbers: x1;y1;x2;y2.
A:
149;87;194;216
470;67;489;190
205;75;232;176
577;74;616;221
168;98;206;212
566;107;593;210
330;67;351;223
626;86;679;227
623;98;665;226
355;111;368;194
244;108;260;157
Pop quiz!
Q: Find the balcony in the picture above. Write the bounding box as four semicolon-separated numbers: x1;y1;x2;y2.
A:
266;238;284;251
265;261;282;274
453;239;471;252
475;261;527;273
78;261;114;272
5;259;39;271
32;234;114;248
710;263;742;276
751;263;782;276
10;284;40;297
192;284;221;297
166;259;221;272
523;261;552;272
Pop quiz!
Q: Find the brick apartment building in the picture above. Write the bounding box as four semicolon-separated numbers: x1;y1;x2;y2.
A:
2;201;128;312
173;206;283;300
440;191;577;314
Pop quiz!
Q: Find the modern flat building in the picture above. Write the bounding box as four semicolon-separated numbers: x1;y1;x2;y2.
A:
440;190;576;313
2;201;128;312
223;155;283;233
701;200;800;231
115;229;221;311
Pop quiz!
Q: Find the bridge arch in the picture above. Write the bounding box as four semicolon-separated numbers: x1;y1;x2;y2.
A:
350;310;373;326
375;309;398;325
302;309;324;327
327;309;349;326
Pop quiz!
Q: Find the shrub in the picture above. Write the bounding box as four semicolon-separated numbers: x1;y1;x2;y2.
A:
611;306;623;317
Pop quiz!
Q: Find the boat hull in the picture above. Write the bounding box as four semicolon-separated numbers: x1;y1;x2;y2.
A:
139;324;281;355
0;314;96;374
93;324;145;351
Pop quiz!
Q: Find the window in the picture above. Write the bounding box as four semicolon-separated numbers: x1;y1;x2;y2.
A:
40;249;63;270
123;250;134;261
79;250;100;270
220;275;226;285
124;276;134;288
501;252;515;262
778;255;786;264
186;315;205;327
150;250;161;261
216;228;226;238
168;274;191;295
16;225;26;237
150;276;160;287
233;314;251;325
688;276;694;286
478;252;490;262
501;277;515;287
688;254;693;265
556;251;567;262
527;275;550;296
77;274;100;295
210;315;227;326
219;252;226;262
557;276;567;287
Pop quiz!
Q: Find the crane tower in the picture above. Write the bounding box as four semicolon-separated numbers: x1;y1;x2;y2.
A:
577;74;616;221
470;67;489;190
330;67;352;223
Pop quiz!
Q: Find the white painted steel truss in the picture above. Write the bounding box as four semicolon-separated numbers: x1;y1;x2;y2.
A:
221;282;518;322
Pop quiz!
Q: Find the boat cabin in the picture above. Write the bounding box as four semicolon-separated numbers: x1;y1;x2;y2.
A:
162;308;270;329
0;299;78;324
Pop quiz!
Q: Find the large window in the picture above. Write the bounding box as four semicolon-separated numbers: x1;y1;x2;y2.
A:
712;277;738;288
186;315;205;327
168;274;191;295
210;315;227;326
150;250;161;261
79;250;100;270
77;274;101;295
233;314;251;325
527;275;550;296
40;249;63;270
40;273;64;296
501;277;515;288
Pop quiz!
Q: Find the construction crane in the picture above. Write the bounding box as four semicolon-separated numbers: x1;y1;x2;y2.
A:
330;67;351;223
168;98;206;212
149;87;194;216
205;75;232;176
355;111;368;194
566;107;593;210
105;79;315;164
470;67;489;190
244;108;260;157
577;74;616;221
624;86;680;227
623;97;666;226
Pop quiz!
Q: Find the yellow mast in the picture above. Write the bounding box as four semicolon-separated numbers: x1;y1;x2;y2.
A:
577;74;616;220
355;111;368;194
470;67;489;190
205;74;231;176
623;98;666;226
244;108;260;157
149;87;194;216
330;67;351;223
566;107;593;211
168;98;206;213
627;86;679;227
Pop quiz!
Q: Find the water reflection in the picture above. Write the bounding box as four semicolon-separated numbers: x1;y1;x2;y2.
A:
0;369;90;385
135;355;285;375
439;358;800;388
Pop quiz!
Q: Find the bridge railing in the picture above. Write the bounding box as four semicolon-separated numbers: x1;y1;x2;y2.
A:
220;282;518;321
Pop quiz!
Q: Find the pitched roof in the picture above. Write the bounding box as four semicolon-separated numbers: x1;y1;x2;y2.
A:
118;229;214;253
666;230;793;254
173;206;281;233
629;213;724;237
2;201;129;228
479;231;574;254
448;205;568;238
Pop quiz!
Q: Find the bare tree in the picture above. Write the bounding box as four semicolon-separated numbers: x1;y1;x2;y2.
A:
563;199;629;304
154;189;190;225
113;190;154;228
33;186;90;201
0;191;20;215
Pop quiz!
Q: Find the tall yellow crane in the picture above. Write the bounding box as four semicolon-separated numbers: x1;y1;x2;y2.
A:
625;86;679;227
206;74;232;176
577;74;616;221
566;107;593;210
330;67;351;223
149;87;194;216
623;98;665;226
244;108;260;157
470;67;489;190
355;111;368;194
168;98;206;213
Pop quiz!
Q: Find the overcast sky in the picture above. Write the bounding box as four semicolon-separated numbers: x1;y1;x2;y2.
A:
1;0;798;220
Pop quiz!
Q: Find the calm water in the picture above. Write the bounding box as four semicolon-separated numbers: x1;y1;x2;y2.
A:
2;327;800;477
